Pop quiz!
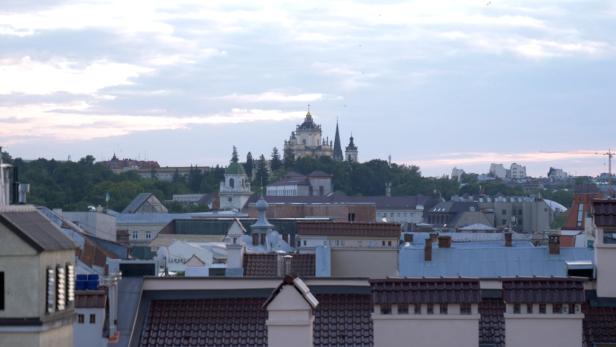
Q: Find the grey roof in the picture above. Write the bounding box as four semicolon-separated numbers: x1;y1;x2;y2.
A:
400;245;594;278
247;193;437;210
429;201;480;213
0;208;77;252
116;278;144;347
122;193;154;214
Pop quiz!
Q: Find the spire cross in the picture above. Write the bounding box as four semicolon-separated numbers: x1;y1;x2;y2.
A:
307;104;311;113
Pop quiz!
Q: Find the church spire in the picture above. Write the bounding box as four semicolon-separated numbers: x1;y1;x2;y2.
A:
333;118;343;161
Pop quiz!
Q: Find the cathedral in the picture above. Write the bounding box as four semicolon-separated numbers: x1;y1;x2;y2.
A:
284;111;358;162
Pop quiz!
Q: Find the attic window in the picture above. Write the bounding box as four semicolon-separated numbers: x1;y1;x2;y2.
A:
461;303;472;315
380;304;392;315
398;304;409;314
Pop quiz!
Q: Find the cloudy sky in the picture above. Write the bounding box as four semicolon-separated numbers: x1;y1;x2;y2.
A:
1;0;615;177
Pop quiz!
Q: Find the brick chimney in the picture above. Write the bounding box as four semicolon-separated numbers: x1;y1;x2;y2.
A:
548;234;560;255
438;235;452;248
430;232;438;243
424;237;433;261
504;232;512;247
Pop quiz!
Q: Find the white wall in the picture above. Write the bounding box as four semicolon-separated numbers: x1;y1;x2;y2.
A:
505;313;583;347
373;304;480;347
595;244;616;297
74;308;107;347
266;285;314;347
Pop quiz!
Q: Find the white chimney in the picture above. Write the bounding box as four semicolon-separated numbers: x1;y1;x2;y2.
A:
265;276;318;347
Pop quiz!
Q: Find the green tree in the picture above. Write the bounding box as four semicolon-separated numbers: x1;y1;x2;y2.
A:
254;154;269;193
244;152;254;179
283;146;295;168
270;147;282;172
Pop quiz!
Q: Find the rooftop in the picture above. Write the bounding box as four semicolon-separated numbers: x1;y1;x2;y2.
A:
297;221;401;238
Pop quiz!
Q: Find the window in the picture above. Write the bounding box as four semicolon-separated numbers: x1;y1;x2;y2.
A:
46;268;56;314
145;231;152;239
440;304;448;314
539;304;546;314
303;240;307;246
553;304;562;314
382;241;385;246
228;197;232;202
380;304;392;314
513;304;521;314
427;304;434;315
90;314;96;324
78;314;85;323
67;264;75;307
577;203;584;227
526;304;533;314
568;304;576;314
229;178;235;189
56;266;66;311
461;303;472;315
387;241;392;247
502;219;507;225
0;272;4;310
502;209;507;215
132;231;138;240
414;304;421;314
398;305;409;314
347;213;356;222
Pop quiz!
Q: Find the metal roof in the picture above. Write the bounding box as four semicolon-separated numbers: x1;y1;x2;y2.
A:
400;245;594;278
122;193;154;214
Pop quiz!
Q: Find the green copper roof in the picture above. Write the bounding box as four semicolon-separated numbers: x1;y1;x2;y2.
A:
226;162;246;175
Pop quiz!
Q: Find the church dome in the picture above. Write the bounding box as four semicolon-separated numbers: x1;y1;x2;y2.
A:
226;162;246;175
297;111;319;131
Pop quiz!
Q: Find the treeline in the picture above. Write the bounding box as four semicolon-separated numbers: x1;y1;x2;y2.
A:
0;148;574;212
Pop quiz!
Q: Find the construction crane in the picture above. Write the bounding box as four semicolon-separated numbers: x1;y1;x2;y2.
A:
597;149;614;198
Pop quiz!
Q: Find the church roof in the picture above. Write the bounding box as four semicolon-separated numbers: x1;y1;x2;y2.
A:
297;111;320;131
346;136;357;151
226;162;246;175
333;122;343;161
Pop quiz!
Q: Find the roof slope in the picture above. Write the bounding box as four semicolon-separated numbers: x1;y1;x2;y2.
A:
122;193;153;214
370;278;481;304
0;207;77;252
243;253;315;277
297;221;400;238
502;278;586;304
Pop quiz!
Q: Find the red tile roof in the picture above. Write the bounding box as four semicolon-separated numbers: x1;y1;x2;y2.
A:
370;278;481;304
75;290;107;308
297;221;401;238
583;304;616;346
593;200;616;228
502;278;585;304
243;253;315;277
137;294;373;347
479;298;505;347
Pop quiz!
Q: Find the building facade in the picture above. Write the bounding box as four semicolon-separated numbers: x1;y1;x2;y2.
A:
219;155;252;211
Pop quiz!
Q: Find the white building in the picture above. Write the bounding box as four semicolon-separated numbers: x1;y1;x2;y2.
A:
489;163;507;179
509;163;527;180
451;167;465;182
74;290;107;347
219;153;252;211
548;167;568;181
0;206;77;347
266;171;333;197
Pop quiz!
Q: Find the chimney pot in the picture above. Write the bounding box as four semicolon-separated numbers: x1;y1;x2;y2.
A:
438;235;452;248
504;232;513;247
430;232;438;243
424;238;433;261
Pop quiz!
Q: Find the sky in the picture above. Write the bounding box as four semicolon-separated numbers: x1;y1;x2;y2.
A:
1;0;615;177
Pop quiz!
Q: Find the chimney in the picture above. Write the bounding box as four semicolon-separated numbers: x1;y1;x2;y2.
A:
283;255;293;276
424;237;432;261
403;233;413;243
438;235;452;248
549;234;560;255
430;232;438;243
504;232;512;247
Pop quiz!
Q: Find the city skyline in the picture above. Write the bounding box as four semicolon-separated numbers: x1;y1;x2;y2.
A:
1;0;615;177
